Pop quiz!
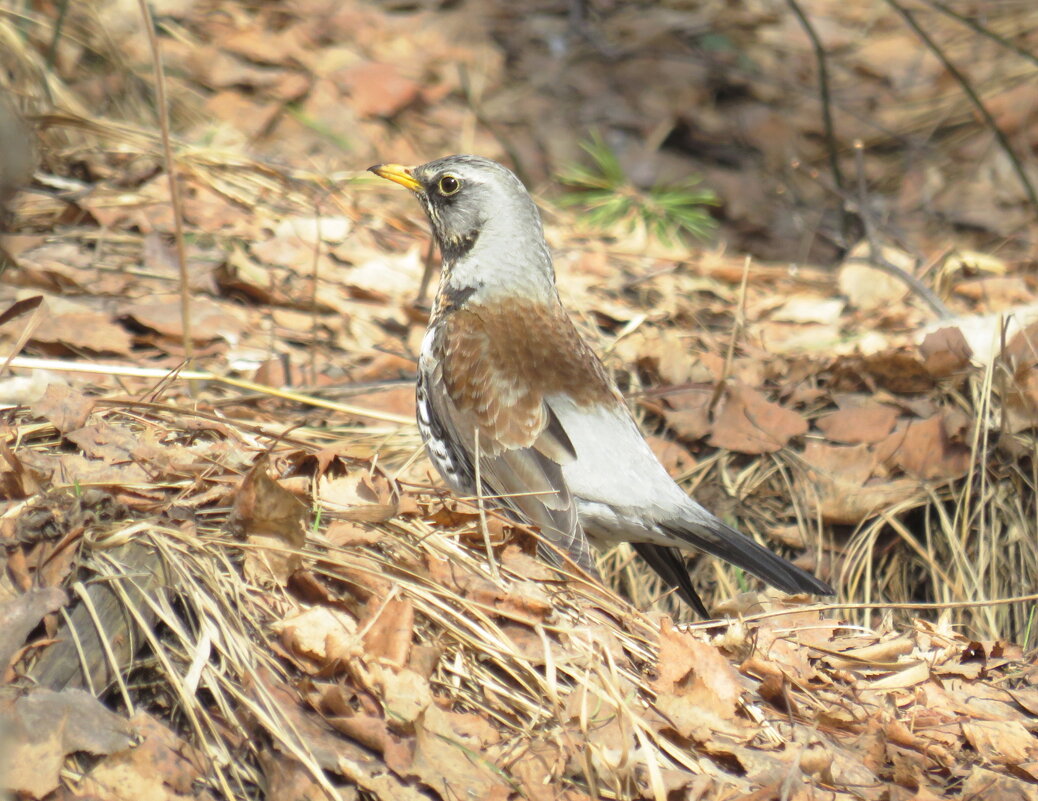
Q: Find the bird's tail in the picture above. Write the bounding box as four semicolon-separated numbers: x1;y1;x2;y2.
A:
659;516;833;597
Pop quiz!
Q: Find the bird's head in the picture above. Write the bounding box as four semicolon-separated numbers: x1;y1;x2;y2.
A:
369;155;555;303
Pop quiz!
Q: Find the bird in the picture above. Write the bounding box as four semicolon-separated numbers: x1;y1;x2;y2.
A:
369;155;833;615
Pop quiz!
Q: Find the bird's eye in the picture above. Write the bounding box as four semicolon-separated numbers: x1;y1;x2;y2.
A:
437;175;461;196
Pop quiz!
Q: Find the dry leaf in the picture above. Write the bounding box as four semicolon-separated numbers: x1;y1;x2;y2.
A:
709;383;807;454
875;413;973;481
232;457;307;585
816;402;899;444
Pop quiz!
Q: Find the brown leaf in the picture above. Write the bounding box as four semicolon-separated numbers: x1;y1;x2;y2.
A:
919;326;972;377
962;719;1038;766
654;387;713;442
232;457;307;585
317;470;398;522
0;439;46;499
335;62;421;119
79;712;209;798
0;587;67;674
409;704;509;801
861;349;935;393
645;434;697;475
122;294;247;343
0;687;136;798
30;384;97;434
1002;321;1038;432
29;308;133;355
816;401;899;444
653;619;746;741
361;596;414;667
796;441;920;525
276;606;358;672
875;413;973;481
709;383;807;454
960;767;1038;801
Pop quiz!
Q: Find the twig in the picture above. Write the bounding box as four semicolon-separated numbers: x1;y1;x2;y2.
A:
884;0;1038;216
785;0;846;233
309;207;322;385
137;0;193;363
473;427;500;580
851;140;952;319
709;255;751;415
1;355;415;425
920;0;1038;71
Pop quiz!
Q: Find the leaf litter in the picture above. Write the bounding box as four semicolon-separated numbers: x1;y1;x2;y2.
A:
1;0;1038;799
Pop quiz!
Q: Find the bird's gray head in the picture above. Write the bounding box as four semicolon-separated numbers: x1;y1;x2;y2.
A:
369;155;556;304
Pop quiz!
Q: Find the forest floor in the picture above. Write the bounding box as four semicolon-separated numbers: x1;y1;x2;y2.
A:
1;1;1037;799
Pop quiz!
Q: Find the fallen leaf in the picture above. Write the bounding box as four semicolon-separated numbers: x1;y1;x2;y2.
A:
0;687;136;798
816;401;899;444
919;326;972;377
361;596;414;667
231;457;307;585
334;61;421;119
960;766;1038;801
875;412;973;481
709;383;807;454
796;441;920;525
409;704;508;801
79;711;209;798
1002;321;1038;432
653;619;747;740
0;587;67;674
275;606;359;671
30;384;97;434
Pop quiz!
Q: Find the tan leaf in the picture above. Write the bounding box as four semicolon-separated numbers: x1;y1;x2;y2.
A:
275;606;359;671
709;383;807;454
919;326;973;377
232;457;307;585
875;413;973;481
796;441;920;525
361;596;414;667
816;402;899;444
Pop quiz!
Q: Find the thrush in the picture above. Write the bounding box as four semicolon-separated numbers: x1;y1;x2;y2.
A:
370;155;833;615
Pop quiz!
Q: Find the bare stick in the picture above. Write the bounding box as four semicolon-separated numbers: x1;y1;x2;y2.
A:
884;0;1038;215
137;0;193;363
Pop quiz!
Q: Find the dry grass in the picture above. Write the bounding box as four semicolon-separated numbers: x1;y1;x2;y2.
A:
3;3;1038;798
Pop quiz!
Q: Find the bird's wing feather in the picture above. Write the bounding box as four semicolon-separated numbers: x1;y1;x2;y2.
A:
426;304;608;572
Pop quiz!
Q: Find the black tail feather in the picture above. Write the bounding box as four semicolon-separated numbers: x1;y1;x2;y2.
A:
631;542;710;617
660;519;833;597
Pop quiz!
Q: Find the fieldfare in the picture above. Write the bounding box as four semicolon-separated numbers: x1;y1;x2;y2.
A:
370;155;833;615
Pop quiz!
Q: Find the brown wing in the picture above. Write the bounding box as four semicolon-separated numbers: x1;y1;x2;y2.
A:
427;298;614;572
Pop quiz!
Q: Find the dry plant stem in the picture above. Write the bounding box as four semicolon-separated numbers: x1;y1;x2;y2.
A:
884;0;1038;215
709;255;751;415
473;427;500;580
921;0;1038;71
309;208;322;385
785;0;845;209
852;141;952;320
138;0;193;363
416;237;436;304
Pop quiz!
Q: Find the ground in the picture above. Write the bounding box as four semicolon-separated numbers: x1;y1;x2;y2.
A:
1;1;1037;799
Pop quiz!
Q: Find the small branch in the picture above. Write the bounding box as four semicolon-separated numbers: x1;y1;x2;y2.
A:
137;0;193;363
920;0;1038;71
884;0;1038;216
785;0;845;201
852;140;952;319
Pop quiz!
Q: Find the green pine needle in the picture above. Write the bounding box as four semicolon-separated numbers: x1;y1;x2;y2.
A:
558;132;719;245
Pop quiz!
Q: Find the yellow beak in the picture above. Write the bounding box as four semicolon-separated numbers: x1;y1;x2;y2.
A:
368;163;422;192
